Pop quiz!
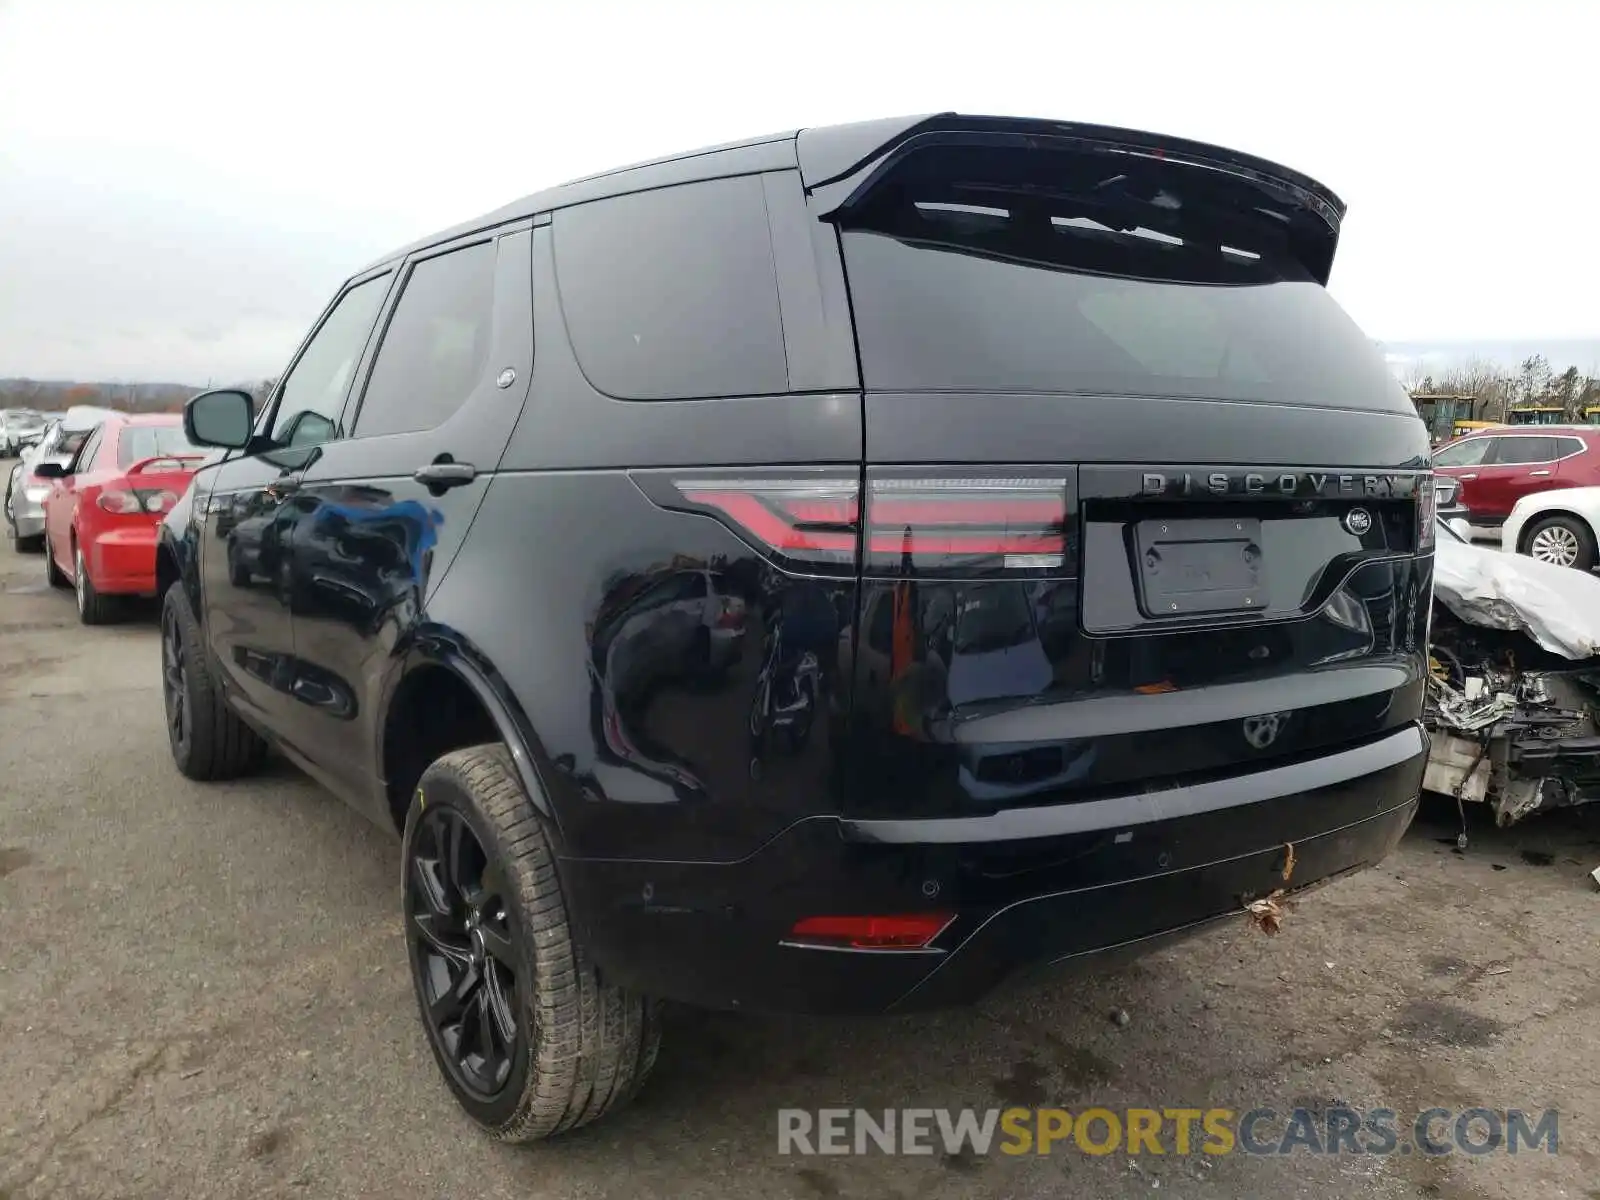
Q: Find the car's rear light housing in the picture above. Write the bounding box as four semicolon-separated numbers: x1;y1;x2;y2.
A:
1417;470;1437;549
97;486;180;515
864;470;1076;579
632;469;860;574
784;913;954;951
635;468;1081;579
97;489;144;514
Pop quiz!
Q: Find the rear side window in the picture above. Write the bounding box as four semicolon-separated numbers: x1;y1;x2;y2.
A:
1492;436;1557;464
118;424;201;468
554;176;787;400
836;143;1409;411
1556;436;1585;458
355;241;497;437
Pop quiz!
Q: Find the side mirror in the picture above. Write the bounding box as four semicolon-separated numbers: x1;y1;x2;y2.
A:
185;389;255;450
32;458;70;479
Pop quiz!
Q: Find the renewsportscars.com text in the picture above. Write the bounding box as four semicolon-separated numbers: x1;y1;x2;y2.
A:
777;1106;1560;1158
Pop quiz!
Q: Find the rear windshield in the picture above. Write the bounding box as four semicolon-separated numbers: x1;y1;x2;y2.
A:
118;424;200;468
837;146;1409;412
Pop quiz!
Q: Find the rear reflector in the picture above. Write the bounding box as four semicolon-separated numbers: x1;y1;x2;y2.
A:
786;913;954;950
865;476;1071;578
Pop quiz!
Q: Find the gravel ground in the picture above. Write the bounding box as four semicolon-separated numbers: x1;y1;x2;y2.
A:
1;532;1597;1200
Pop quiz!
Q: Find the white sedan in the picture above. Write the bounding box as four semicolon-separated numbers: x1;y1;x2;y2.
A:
1501;485;1600;571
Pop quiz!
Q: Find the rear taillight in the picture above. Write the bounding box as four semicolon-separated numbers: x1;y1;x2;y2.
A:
864;474;1072;578
636;471;860;572
1418;470;1436;549
636;469;1078;579
714;596;745;628
785;913;954;951
97;487;179;515
97;489;143;514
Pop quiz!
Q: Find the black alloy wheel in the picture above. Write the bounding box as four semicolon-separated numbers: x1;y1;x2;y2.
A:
406;805;523;1101
161;601;191;754
158;584;268;780
401;746;659;1140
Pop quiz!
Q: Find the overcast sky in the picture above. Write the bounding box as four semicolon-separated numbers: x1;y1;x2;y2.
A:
1;0;1595;383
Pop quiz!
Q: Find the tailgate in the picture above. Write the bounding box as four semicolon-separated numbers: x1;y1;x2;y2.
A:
826;119;1434;822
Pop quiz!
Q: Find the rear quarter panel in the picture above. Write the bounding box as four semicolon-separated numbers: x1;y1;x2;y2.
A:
425;208;863;863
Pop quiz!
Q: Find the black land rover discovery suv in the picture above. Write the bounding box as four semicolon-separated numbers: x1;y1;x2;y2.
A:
158;113;1434;1140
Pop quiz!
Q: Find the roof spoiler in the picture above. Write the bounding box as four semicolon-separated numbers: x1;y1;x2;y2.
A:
126;454;207;476
797;113;1346;284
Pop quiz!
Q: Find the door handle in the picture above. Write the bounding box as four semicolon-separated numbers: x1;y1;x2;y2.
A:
413;460;478;493
1459;473;1477;480
1529;470;1552;477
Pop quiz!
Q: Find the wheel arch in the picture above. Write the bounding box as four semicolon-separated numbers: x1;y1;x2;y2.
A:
377;630;565;843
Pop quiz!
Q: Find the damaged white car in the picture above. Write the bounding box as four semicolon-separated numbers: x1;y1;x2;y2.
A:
1426;519;1600;829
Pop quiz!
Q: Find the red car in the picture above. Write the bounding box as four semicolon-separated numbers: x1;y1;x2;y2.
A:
37;414;207;624
1431;425;1600;528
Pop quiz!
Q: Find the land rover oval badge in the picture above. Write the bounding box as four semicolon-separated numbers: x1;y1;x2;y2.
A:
1343;507;1373;536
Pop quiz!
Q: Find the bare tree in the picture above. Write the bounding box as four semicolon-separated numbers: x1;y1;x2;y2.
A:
1517;354;1554;408
1552;366;1583;420
1431;356;1512;421
1401;359;1434;395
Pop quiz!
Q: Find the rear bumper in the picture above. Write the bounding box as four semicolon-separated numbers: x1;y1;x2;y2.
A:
86;525;160;594
563;723;1427;1014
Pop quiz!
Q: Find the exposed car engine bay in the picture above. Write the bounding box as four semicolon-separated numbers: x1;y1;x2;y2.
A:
1426;530;1600;835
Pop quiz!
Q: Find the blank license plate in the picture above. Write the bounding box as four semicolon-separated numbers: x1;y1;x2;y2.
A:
1135;517;1267;616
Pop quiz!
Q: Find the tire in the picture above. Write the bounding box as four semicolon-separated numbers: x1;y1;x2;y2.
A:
402;745;659;1141
74;544;116;625
1522;515;1597;572
43;529;68;586
160;584;269;780
6;498;43;553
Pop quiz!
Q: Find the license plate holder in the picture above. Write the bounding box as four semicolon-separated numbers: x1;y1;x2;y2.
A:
1135;517;1267;617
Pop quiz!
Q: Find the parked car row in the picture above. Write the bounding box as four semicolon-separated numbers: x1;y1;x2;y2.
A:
0;407;51;456
1431;424;1600;571
5;406;208;623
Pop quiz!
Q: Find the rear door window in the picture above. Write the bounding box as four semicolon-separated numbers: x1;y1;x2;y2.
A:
553;176;787;400
835;143;1407;411
74;427;104;470
1490;436;1557;465
353;241;496;437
